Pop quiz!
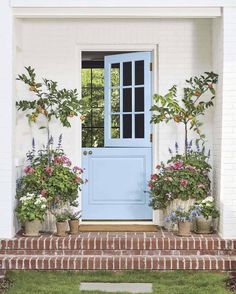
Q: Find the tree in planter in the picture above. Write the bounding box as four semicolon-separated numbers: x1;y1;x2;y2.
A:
151;72;218;154
16;66;81;142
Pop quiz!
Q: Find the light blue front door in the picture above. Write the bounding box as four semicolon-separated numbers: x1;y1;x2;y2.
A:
82;52;152;220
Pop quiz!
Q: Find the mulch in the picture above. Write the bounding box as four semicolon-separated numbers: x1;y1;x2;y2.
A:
0;276;12;293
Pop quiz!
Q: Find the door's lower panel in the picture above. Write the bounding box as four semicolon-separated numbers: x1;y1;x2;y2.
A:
82;148;152;220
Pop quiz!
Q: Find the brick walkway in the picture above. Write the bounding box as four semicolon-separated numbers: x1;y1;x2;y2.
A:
0;229;235;271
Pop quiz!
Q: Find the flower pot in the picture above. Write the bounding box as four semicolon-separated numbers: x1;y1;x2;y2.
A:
177;221;192;237
56;221;68;237
24;219;41;236
196;216;212;234
163;199;195;230
69;219;79;235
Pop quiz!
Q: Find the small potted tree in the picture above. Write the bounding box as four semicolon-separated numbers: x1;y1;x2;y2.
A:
67;210;81;235
16;193;47;236
54;212;68;237
165;207;198;237
194;196;220;234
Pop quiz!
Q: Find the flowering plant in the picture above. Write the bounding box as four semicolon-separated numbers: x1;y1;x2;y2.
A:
16;193;47;223
149;147;211;210
16;137;86;208
165;207;199;224
194;196;220;220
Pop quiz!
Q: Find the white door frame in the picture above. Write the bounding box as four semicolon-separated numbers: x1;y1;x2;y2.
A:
76;43;159;225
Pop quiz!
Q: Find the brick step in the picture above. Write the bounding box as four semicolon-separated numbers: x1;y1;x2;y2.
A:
1;236;235;251
1;249;235;256
0;255;235;271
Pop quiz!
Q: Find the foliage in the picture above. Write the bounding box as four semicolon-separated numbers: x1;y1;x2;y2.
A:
15;193;47;223
151;72;218;153
149;146;211;210
165;207;199;224
54;212;69;223
194;196;220;219
16;137;86;209
16;66;81;132
6;270;230;294
66;210;81;220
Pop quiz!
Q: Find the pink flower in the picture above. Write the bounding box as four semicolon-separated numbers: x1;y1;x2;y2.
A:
75;176;82;183
151;174;158;181
166;177;173;181
180;179;188;186
41;189;47;197
73;166;84;173
185;165;195;171
54;155;71;166
173;161;184;170
148;182;154;189
24;165;35;174
45;166;53;175
156;164;161;169
197;183;205;189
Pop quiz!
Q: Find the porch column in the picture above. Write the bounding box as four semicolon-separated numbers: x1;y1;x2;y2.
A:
0;2;15;238
213;7;236;239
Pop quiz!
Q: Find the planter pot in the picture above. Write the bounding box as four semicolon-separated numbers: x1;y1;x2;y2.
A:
177;221;192;237
196;216;212;234
24;219;41;236
56;221;68;237
163;199;195;230
69;220;79;235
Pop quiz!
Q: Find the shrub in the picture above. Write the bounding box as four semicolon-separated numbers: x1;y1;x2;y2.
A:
149;150;211;210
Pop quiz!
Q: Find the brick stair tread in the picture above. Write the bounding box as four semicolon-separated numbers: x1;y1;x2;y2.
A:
1;235;235;251
1;254;235;271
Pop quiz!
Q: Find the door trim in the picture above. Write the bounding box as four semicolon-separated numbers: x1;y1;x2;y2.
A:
76;43;159;224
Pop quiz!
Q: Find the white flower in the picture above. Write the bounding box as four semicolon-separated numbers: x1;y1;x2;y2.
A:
41;204;46;209
202;196;214;204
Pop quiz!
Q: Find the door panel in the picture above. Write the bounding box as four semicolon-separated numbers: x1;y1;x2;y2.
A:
104;52;152;147
82;148;152;220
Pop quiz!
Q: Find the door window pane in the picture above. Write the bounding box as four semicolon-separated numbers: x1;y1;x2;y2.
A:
111;128;120;139
92;128;104;147
111;88;120;113
135;114;144;138
135;87;144;112
111;63;120;87
123;114;132;138
123;88;132;112
92;109;104;127
123;62;132;86
135;60;144;85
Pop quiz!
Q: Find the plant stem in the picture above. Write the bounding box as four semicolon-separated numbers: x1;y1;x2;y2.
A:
184;122;188;156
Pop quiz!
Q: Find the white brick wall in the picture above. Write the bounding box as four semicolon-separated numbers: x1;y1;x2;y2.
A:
0;2;15;238
213;7;236;238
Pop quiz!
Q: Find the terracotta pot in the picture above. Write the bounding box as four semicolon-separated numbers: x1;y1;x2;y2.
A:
56;221;68;236
69;219;79;235
196;217;212;234
24;219;41;236
177;221;192;237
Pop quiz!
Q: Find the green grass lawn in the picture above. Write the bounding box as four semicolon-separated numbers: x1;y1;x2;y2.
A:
4;271;230;294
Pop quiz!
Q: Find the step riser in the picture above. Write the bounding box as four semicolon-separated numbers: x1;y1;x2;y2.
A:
1;239;235;251
1;256;235;271
1;249;235;256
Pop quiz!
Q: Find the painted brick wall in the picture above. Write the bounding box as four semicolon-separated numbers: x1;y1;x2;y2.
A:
15;18;213;226
213;8;236;238
0;3;15;238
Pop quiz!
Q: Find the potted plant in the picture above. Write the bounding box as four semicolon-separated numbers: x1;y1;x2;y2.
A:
66;210;81;235
55;212;68;237
16;137;86;232
149;147;211;215
16;193;47;236
194;196;220;234
165;207;197;236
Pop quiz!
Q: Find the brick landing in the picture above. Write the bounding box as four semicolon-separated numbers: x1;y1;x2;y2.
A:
0;230;235;271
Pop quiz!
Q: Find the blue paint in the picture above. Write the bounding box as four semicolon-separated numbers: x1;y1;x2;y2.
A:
82;52;152;220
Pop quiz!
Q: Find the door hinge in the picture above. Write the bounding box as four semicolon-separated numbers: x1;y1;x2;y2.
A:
150;62;153;71
150;133;153;143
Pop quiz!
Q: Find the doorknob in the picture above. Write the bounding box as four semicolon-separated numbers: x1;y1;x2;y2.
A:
88;150;93;155
83;151;87;156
